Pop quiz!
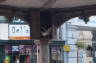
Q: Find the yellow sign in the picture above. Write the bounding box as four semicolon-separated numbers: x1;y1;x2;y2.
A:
63;45;70;52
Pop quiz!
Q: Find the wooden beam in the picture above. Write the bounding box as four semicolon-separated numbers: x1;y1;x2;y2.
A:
50;4;96;27
0;0;6;2
0;4;96;29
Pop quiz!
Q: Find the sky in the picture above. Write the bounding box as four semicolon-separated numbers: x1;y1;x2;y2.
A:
67;16;96;27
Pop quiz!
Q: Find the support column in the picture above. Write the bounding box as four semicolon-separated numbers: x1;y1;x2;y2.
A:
29;11;41;39
35;40;50;63
28;11;50;63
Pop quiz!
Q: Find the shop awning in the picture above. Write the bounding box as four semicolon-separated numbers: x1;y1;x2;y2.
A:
0;40;34;45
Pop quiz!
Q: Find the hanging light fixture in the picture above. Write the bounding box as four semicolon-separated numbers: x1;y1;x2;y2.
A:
79;10;89;24
79;16;89;24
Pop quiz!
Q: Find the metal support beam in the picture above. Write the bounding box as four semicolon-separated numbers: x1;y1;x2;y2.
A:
0;45;5;63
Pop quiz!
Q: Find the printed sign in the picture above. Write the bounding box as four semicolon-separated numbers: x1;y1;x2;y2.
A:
0;23;8;40
12;46;19;52
63;45;71;52
9;24;30;40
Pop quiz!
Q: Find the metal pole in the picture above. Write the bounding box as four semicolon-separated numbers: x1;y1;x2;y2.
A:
77;49;79;63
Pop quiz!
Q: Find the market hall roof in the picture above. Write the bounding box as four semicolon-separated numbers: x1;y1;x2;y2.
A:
0;0;96;8
0;0;96;39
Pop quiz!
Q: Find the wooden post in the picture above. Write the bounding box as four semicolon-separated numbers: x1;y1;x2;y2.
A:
28;11;41;39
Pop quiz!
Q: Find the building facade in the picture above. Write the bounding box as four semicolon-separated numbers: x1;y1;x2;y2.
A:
58;17;94;63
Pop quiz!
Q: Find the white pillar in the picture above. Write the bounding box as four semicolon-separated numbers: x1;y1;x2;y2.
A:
35;40;50;63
